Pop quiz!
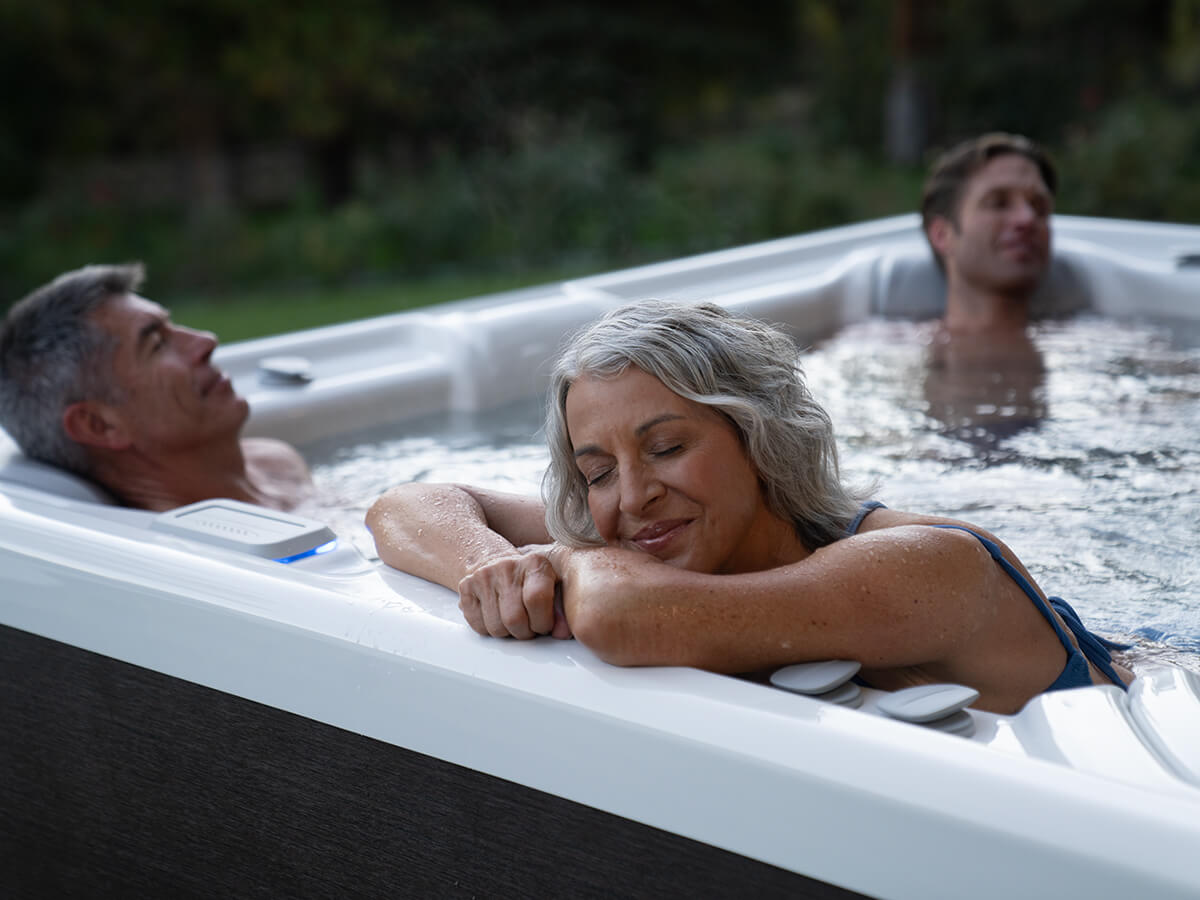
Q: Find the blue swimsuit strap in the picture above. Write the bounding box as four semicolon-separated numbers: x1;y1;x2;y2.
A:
844;502;1127;691
929;524;1128;691
844;500;886;537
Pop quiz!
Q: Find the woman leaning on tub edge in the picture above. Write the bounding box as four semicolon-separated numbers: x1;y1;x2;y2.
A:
366;300;1132;715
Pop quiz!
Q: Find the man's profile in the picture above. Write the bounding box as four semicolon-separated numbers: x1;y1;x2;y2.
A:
0;263;312;511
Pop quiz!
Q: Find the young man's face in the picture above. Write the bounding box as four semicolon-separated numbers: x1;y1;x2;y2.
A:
931;154;1054;297
88;293;249;454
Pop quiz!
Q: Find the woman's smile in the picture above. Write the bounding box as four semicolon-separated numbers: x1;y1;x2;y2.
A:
628;518;693;555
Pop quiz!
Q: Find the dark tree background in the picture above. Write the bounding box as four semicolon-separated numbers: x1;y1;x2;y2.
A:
2;0;1198;300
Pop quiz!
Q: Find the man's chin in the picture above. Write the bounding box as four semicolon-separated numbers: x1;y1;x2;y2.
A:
1007;247;1049;272
996;265;1047;297
231;396;252;427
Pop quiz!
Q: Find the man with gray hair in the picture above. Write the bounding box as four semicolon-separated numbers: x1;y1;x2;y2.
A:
0;263;312;511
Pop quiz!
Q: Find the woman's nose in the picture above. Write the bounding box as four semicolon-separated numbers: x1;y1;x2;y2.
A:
618;462;664;514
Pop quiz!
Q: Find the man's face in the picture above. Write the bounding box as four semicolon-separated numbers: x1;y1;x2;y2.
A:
88;293;248;453
931;154;1054;297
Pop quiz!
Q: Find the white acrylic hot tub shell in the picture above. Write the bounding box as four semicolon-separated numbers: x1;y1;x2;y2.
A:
3;214;1200;899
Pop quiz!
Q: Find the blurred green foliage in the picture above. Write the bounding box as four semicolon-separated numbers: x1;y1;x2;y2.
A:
0;128;923;304
1058;95;1200;220
167;265;602;343
2;0;1199;313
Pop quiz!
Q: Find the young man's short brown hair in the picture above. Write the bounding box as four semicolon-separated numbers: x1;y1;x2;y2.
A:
921;132;1057;237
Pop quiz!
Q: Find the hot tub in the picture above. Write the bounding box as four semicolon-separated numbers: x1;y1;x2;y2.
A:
3;214;1200;899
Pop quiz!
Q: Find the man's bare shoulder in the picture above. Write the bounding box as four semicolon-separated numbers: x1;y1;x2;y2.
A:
241;437;311;483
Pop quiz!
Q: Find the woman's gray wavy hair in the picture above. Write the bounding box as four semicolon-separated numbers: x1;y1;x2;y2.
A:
542;300;866;551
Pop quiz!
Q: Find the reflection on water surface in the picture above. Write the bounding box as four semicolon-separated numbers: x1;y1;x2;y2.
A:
808;316;1200;671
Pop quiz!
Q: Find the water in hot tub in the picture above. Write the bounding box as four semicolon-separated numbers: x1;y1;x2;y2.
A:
307;315;1200;673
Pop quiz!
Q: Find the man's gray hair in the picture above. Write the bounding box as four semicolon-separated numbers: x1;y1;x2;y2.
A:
542;300;866;551
0;263;145;474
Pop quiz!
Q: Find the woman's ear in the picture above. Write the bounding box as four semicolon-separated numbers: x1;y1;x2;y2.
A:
62;401;131;450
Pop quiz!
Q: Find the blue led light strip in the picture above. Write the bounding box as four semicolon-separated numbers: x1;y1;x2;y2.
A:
275;538;338;564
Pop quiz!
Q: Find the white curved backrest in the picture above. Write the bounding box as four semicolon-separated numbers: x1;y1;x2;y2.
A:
0;429;118;505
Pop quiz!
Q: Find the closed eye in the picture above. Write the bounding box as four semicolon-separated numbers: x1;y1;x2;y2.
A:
585;468;613;488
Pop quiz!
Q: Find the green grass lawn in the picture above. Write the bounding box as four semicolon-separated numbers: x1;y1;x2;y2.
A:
167;262;603;343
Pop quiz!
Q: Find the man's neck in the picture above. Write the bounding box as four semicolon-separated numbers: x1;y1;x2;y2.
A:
942;281;1031;335
94;439;266;512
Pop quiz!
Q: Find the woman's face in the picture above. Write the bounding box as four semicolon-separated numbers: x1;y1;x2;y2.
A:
565;365;795;574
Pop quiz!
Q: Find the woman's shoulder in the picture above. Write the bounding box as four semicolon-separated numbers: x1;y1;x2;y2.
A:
854;505;989;535
850;505;1013;551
